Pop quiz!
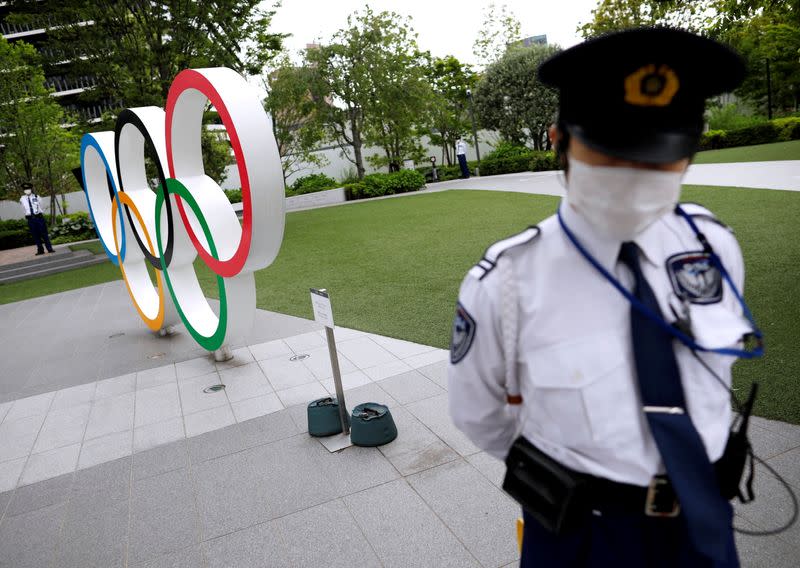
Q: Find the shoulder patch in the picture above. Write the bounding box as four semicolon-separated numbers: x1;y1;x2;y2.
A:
450;303;476;364
677;202;733;233
470;226;540;280
666;251;723;304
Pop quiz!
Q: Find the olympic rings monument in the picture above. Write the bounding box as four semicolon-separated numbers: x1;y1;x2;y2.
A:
80;68;283;360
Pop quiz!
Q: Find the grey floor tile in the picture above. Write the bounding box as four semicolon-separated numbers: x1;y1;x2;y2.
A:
187;423;245;464
766;447;800;488
0;490;11;519
0;501;66;568
735;515;799;568
71;455;131;514
466;451;508;489
192;449;271;539
377;406;440;461
245;436;331;519
277;499;381;567
378;370;445;405
749;424;800;460
406;394;480;456
417;361;448;390
134;545;206;568
6;471;74;517
344;479;478;568
129;468;200;565
408;459;520;568
733;464;800;554
238;408;300;449
133;439;190;481
56;497;128;568
307;440;400;496
388;439;459;476
204;520;290;568
750;417;800;445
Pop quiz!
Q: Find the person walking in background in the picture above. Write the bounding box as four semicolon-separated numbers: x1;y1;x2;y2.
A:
19;182;55;255
448;28;762;567
456;137;470;179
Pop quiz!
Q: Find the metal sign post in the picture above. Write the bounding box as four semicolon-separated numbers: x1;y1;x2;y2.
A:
310;288;349;435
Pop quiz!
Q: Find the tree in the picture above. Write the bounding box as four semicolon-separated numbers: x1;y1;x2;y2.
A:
577;0;800;114
423;56;478;166
0;37;78;218
264;60;329;182
473;44;561;150
7;0;286;114
307;7;431;176
472;3;522;69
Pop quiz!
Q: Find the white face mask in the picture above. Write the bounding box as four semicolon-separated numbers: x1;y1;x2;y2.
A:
566;156;684;241
23;189;32;195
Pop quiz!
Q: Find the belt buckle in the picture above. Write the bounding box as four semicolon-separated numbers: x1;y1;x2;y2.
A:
645;477;680;518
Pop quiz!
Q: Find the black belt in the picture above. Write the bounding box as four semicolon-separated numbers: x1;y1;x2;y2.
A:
587;457;726;518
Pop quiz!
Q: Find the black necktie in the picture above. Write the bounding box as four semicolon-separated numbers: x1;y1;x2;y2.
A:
27;196;34;215
619;241;733;562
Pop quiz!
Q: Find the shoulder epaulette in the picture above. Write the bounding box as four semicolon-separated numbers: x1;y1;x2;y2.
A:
469;226;540;280
677;202;733;233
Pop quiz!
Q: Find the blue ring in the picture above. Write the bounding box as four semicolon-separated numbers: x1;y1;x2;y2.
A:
80;134;126;265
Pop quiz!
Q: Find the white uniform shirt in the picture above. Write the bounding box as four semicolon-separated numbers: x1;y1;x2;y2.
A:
456;140;468;156
19;193;43;216
448;200;749;486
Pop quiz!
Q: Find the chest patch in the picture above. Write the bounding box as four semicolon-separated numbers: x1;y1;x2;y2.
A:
450;303;476;364
666;251;722;304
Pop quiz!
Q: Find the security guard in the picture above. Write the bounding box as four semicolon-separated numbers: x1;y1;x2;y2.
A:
19;182;55;255
448;28;760;567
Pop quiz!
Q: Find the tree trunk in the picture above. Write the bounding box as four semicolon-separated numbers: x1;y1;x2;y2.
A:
350;108;365;180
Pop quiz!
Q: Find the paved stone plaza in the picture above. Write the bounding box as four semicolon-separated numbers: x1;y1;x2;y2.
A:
0;281;798;567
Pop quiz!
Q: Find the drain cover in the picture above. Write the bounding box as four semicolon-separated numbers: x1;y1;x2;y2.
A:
147;352;166;359
290;354;310;361
203;384;226;393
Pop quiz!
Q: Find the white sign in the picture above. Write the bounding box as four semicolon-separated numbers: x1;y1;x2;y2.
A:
310;288;334;328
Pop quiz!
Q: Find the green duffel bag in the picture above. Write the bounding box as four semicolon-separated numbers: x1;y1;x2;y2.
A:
307;397;348;437
350;402;397;447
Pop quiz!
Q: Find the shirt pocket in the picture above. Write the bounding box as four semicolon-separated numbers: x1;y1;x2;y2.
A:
521;332;639;449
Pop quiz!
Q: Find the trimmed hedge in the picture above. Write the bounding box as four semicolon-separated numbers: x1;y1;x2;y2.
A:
698;117;800;151
0;229;33;250
344;169;426;200
225;189;242;204
289;173;339;196
478;143;559;176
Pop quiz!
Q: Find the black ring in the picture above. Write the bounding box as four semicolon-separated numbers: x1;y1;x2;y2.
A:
114;108;173;270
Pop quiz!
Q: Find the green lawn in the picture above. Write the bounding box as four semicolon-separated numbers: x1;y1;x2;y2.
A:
1;187;798;423
692;139;800;164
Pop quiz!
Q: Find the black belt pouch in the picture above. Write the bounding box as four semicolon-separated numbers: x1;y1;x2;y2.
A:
503;436;590;535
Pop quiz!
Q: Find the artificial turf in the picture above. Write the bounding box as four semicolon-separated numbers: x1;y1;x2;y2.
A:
1;187;798;423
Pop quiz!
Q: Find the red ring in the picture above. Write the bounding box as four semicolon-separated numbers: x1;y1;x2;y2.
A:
165;69;251;278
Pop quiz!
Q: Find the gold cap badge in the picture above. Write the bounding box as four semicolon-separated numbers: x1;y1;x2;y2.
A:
624;64;680;107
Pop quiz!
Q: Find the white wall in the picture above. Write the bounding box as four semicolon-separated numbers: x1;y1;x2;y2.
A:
0;191;89;221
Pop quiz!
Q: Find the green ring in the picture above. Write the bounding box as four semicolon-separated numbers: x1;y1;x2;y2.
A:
156;178;228;351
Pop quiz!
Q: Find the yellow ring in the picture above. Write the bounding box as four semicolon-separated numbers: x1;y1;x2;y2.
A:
112;193;166;331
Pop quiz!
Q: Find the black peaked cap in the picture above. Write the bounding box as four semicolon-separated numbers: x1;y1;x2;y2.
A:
538;27;745;163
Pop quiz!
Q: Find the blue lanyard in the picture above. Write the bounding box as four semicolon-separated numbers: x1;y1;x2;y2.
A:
557;205;764;359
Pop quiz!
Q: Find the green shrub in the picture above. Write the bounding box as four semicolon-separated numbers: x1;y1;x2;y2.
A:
225;189;242;203
345;169;425;200
0;229;33;250
480;142;533;176
698;117;800;151
529;151;558;172
290;173;339;196
49;212;95;243
0;218;28;232
773;117;800;141
707;103;766;131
